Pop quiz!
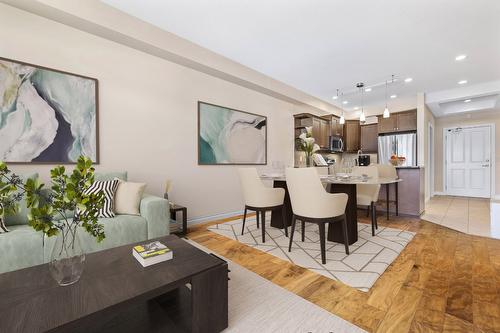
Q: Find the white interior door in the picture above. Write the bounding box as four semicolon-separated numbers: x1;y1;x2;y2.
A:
445;125;491;198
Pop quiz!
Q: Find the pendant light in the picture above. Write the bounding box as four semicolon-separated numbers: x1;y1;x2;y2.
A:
338;90;345;124
383;75;394;118
359;85;366;123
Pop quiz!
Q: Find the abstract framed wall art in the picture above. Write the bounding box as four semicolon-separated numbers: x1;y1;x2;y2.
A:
198;101;267;165
0;57;98;164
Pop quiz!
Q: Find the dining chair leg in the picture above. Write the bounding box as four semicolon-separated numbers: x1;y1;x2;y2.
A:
366;206;370;217
301;220;305;242
319;222;326;264
241;207;247;235
372;202;378;230
256;211;260;229
341;214;350;255
281;206;288;237
261;210;266;243
288;215;297;252
370;202;375;236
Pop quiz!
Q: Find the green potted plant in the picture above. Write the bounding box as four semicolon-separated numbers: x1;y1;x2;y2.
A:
0;163;25;234
25;156;106;286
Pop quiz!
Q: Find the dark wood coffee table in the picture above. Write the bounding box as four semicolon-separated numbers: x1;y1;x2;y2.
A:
0;235;228;333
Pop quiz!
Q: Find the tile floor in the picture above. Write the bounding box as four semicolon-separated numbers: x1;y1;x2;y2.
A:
421;195;500;239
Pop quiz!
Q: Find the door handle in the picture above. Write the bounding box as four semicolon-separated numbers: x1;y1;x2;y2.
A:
482;164;490;167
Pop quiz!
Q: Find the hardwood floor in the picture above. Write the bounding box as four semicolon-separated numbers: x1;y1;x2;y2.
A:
187;212;500;333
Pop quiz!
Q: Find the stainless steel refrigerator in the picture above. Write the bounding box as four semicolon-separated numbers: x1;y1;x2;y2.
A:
377;133;417;167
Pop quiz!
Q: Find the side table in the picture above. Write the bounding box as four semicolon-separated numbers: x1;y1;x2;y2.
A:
170;204;187;235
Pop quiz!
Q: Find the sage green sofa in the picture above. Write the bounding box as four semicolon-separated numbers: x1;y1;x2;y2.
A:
0;172;170;274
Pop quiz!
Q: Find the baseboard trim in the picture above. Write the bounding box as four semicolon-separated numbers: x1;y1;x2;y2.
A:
432;191;445;196
187;210;243;226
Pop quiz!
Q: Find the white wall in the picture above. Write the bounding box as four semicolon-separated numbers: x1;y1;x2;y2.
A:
0;4;306;221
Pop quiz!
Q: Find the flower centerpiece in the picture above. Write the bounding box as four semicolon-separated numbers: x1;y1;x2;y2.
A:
296;126;320;167
0;163;25;233
24;156;106;286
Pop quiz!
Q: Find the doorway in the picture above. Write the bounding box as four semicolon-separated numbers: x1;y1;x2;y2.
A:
428;122;434;199
444;124;493;198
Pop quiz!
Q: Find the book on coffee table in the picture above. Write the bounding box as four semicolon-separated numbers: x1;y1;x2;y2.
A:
133;241;173;267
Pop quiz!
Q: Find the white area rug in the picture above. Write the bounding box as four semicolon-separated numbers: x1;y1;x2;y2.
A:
208;217;415;291
185;239;366;333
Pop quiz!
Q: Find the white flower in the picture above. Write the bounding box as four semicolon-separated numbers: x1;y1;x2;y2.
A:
313;144;320;152
299;133;307;141
305;126;313;136
304;137;315;145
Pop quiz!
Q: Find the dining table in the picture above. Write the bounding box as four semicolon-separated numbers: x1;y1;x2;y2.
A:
260;174;402;245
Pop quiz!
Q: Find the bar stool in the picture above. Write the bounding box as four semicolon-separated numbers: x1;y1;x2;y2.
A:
285;167;349;264
238;168;287;243
376;164;399;219
352;165;381;236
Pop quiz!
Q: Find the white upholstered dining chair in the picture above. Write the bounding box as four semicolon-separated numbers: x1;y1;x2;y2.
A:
238;168;287;243
352;165;381;236
285;167;349;264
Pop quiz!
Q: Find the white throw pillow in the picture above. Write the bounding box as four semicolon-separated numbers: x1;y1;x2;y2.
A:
113;179;147;215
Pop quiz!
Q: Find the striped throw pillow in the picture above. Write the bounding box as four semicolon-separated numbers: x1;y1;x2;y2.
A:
82;179;119;218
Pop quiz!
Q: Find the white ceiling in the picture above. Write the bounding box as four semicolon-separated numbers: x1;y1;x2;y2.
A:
102;0;500;117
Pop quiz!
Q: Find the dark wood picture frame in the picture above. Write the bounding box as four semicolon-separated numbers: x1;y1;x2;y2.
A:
197;101;267;165
0;56;99;164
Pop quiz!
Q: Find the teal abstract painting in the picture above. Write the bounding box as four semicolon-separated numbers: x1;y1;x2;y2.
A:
198;102;267;165
0;57;98;163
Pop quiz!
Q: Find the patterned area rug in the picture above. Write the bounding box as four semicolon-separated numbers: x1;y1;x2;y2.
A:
208;217;415;291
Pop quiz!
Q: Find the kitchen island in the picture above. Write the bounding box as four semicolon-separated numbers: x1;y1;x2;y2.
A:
377;166;424;217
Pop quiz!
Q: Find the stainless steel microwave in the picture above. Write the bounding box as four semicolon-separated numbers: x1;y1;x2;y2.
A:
330;136;344;152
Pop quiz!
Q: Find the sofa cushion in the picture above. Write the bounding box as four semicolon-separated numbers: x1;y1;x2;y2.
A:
44;215;148;262
0;225;44;274
81;215;148;253
81;179;119;218
114;180;146;215
95;171;127;182
5;173;39;226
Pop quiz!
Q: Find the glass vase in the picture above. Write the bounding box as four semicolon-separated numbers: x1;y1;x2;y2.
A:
49;227;85;286
306;154;313;167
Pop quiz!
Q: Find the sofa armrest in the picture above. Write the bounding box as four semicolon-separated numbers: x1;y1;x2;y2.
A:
140;194;170;239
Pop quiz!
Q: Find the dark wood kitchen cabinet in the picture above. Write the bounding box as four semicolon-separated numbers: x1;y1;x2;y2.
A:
295;113;330;149
396;110;418;132
330;116;344;137
360;123;378;153
344;120;360;152
377;110;417;134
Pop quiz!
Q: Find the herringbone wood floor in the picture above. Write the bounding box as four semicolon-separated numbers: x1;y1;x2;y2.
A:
187;212;500;332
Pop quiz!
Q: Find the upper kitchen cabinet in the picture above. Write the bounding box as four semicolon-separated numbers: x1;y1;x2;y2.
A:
344;120;360;152
396;110;417;132
294;113;330;149
360;124;378;153
331;116;344;137
377;110;417;134
377;115;398;134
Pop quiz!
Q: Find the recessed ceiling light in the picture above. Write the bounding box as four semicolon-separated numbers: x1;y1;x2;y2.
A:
404;78;413;83
353;106;359;110
455;54;467;61
458;80;468;85
464;99;471;103
343;101;348;105
365;88;372;92
332;96;338;100
390;95;397;99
